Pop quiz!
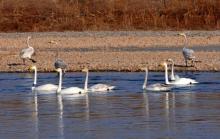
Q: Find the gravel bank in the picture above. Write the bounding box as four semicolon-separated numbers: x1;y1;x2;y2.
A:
0;31;219;72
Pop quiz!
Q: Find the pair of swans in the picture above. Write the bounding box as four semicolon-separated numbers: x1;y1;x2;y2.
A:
141;59;198;91
161;61;198;86
142;67;173;91
56;68;115;95
29;66;115;94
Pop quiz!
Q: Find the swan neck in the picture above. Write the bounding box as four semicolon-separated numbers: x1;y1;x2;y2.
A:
84;71;88;92
143;69;148;89
171;61;175;80
164;64;170;84
33;67;37;87
184;35;188;46
57;70;62;93
27;37;30;47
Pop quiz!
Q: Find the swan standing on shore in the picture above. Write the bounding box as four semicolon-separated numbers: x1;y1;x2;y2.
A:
83;68;115;92
141;67;172;91
20;36;36;65
56;68;87;95
179;33;195;67
160;62;198;86
29;66;58;92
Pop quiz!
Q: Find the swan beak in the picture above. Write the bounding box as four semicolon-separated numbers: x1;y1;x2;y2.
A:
82;68;88;72
28;66;33;71
178;33;185;36
167;58;172;62
159;62;165;67
55;68;60;72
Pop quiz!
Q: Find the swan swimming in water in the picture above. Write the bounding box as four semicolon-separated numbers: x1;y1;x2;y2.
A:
83;68;115;92
56;68;87;95
141;67;173;91
160;62;198;86
29;66;58;92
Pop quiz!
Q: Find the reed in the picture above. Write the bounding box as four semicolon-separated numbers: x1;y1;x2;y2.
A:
0;0;219;32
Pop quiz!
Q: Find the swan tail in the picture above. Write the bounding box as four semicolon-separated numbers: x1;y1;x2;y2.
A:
108;86;115;90
29;58;37;63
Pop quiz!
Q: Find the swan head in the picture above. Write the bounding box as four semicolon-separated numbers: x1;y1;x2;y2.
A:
82;68;89;72
27;36;31;40
178;33;186;38
29;65;36;71
159;62;168;67
140;67;148;72
167;58;174;63
55;68;62;73
167;58;173;62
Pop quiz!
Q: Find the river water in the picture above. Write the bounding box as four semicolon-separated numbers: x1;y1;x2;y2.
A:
0;72;220;139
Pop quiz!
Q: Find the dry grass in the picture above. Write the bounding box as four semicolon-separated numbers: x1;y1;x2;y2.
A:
0;0;219;32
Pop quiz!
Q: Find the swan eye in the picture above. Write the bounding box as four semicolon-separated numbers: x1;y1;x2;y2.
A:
79;92;81;94
107;88;109;91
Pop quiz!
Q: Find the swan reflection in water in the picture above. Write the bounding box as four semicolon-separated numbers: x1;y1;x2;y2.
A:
142;91;177;132
32;92;65;139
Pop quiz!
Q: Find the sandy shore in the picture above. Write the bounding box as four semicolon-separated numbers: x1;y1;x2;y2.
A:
0;31;220;72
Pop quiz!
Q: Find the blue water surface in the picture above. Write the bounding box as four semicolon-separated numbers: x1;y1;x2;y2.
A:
0;72;220;139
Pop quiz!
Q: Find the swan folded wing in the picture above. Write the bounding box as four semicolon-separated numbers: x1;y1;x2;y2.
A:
89;84;115;92
183;48;195;59
34;84;58;91
171;78;198;85
20;49;26;56
60;87;85;95
147;83;171;91
20;47;34;58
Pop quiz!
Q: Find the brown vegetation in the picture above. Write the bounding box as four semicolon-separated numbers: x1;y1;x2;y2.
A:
0;0;219;32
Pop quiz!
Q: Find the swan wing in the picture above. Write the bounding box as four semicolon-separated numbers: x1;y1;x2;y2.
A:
89;84;115;92
172;78;198;85
61;87;84;95
20;47;34;58
182;48;195;59
35;84;58;91
146;83;171;91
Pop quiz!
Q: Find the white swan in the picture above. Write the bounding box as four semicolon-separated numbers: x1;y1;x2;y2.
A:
167;58;179;81
56;68;87;95
160;62;198;86
29;66;58;92
82;68;115;92
141;67;172;91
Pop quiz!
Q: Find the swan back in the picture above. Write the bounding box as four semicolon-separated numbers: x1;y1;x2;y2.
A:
89;84;115;92
147;83;171;91
20;47;34;58
60;87;85;95
171;78;198;85
34;84;58;91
